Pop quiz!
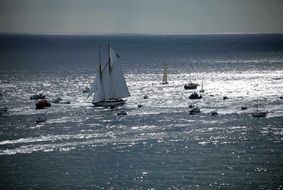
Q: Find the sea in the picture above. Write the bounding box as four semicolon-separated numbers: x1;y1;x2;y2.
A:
0;33;283;189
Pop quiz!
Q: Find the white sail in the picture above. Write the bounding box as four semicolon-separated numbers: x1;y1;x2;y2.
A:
92;65;105;102
162;63;168;83
91;44;130;103
109;47;130;99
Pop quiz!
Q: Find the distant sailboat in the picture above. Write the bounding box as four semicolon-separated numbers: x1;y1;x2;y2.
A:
88;43;130;107
252;85;267;118
199;80;204;92
161;63;168;84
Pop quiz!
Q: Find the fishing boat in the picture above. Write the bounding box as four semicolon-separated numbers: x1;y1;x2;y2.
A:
161;63;168;84
88;43;130;107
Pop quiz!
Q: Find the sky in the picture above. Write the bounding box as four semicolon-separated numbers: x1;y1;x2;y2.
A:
0;0;282;34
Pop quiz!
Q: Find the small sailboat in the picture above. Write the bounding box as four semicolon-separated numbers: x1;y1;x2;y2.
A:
199;80;204;92
252;86;267;118
88;43;130;107
161;63;168;84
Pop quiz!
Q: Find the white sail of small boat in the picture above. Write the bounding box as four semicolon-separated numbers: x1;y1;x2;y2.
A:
161;63;168;84
200;80;204;92
251;84;267;118
88;43;130;107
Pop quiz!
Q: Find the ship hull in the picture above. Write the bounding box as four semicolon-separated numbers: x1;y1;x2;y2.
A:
92;99;126;107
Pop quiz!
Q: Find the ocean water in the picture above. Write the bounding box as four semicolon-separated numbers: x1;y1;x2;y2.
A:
0;34;283;189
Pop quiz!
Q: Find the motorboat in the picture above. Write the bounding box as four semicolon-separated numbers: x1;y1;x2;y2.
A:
30;93;46;100
184;82;198;90
82;86;90;93
189;92;202;99
252;110;268;118
36;99;51;109
52;97;70;104
189;107;201;115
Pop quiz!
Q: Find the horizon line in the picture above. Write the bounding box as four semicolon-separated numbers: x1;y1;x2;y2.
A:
0;31;282;36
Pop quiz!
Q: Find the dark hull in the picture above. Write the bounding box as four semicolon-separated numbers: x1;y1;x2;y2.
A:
252;111;267;118
92;99;126;107
184;83;198;90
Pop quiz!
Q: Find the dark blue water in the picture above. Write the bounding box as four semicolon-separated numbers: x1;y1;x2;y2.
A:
0;34;283;189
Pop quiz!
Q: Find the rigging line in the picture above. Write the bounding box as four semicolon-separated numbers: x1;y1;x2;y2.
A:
101;61;110;73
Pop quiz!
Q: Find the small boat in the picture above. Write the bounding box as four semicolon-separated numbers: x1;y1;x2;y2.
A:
36;99;51;109
0;106;8;115
143;95;149;99
160;63;169;84
184;82;198;90
199;80;204;92
88;44;130;107
35;117;47;124
223;96;228;100
189;107;201;115
117;110;127;115
82;86;90;93
252;89;267;118
210;111;218;116
52;97;62;103
52;97;70;104
189;92;202;99
241;106;247;110
30;93;45;100
252;110;268;118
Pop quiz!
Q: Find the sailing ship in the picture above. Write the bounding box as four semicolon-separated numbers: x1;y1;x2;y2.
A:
88;43;130;107
161;63;168;84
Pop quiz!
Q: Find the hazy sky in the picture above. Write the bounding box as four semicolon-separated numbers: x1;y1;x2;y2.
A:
0;0;282;34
